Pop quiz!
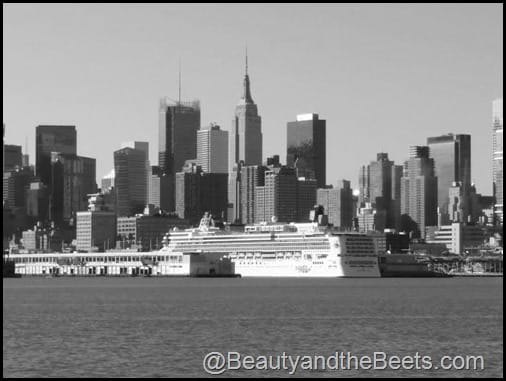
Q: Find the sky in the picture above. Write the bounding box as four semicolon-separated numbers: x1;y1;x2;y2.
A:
3;3;503;194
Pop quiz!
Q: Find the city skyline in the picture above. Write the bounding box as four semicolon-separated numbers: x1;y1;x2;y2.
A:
3;4;503;194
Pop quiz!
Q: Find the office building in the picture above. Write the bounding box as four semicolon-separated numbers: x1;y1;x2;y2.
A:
159;98;200;212
50;153;96;225
359;154;403;229
357;202;386;233
317;180;354;230
36;125;77;188
26;181;49;221
197;123;228;173
114;146;148;217
400;146;438;238
492;98;503;225
3;166;33;211
427;134;471;224
175;163;228;224
255;166;298;223
4;144;22;172
229;54;262;172
286;113;326;188
297;177;317;222
101;169;115;192
76;194;116;252
425;223;488;255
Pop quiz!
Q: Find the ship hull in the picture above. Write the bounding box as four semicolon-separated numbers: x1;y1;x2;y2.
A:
232;256;380;278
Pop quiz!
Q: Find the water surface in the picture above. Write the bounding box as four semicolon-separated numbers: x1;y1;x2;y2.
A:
3;277;503;377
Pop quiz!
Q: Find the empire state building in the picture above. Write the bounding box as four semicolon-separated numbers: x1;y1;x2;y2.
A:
229;54;263;171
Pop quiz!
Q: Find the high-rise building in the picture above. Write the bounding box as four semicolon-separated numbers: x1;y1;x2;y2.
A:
286;113;326;188
357;202;386;233
36;125;77;188
400;146;438;238
297;177;317;222
239;165;267;224
114;146;148;217
391;164;403;230
358;165;369;207
317;180;354;230
4;145;22;172
197;123;228;173
3;166;33;211
492;98;503;225
159;98;200;211
255;166;298;223
50;153;97;225
175;163;228;224
149;166;162;208
76;194;116;252
427;134;471;224
229;54;262;172
121;141;150;206
101;169;115;192
359;153;402;229
26;181;49;221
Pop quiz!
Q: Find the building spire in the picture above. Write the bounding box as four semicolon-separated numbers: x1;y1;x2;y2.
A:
178;58;181;105
245;44;248;76
242;46;254;104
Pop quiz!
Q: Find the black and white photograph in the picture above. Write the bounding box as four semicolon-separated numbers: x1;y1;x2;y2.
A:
2;3;503;378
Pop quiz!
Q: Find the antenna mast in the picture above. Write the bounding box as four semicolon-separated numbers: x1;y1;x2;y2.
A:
178;58;181;105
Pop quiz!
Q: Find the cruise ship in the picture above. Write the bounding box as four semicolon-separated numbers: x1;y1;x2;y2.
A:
9;213;381;278
163;213;381;278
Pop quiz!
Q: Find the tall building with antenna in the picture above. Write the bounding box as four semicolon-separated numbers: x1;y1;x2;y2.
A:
228;49;263;171
158;64;200;212
227;49;263;223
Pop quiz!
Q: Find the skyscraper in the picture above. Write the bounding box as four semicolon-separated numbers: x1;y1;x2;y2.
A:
197;123;228;173
36;125;77;188
317;180;353;230
255;166;298;223
4;145;22;172
427;134;471;224
400;146;438;238
114;146;149;217
121;141;150;207
159;98;200;211
492;98;503;225
50;153;96;225
227;53;263;222
286;113;326;188
358;153;401;229
175;163;228;224
240;165;267;224
228;53;262;171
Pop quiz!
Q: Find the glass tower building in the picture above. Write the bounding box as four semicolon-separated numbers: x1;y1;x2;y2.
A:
427;134;471;224
286;113;326;188
492;98;503;225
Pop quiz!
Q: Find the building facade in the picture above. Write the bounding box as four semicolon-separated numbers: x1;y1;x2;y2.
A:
114;146;148;217
427;134;471;224
286;113;326;188
400;146;438;238
175;163;228;225
197;123;228;173
159;98;200;212
229;57;262;172
492;98;503;225
317;180;354;230
50;153;96;225
36;125;77;189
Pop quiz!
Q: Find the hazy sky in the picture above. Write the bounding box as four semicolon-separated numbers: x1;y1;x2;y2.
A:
3;3;503;194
